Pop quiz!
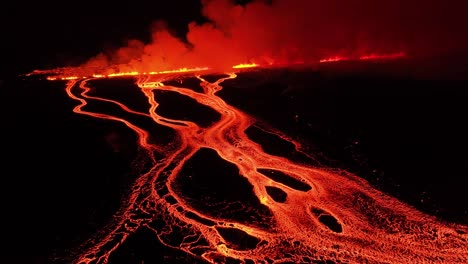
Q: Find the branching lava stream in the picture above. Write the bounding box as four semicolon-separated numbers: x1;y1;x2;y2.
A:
58;71;467;264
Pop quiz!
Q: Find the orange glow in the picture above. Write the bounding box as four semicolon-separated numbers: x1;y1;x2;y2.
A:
138;81;164;88
45;70;468;264
359;51;406;60
319;52;407;63
319;56;349;63
107;71;140;77
61;76;79;80
37;67;211;81
32;53;408;81
232;63;258;69
150;66;210;74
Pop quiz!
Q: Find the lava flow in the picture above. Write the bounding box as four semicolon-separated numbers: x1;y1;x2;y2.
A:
54;68;467;264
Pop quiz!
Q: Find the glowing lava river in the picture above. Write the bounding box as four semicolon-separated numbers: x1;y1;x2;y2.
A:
52;70;467;264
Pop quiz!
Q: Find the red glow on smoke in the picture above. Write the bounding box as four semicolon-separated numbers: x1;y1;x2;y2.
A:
319;56;350;63
359;52;406;60
37;0;460;77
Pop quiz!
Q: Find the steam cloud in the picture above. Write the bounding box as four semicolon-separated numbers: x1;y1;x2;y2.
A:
81;0;468;73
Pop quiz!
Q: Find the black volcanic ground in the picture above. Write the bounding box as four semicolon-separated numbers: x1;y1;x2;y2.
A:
2;60;468;263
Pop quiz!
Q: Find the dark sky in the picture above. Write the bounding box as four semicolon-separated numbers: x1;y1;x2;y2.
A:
1;0;205;76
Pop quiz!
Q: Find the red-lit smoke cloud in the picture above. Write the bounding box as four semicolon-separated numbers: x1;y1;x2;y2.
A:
81;0;468;73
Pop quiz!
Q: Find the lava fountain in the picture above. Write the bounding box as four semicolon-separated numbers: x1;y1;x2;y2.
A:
44;66;468;264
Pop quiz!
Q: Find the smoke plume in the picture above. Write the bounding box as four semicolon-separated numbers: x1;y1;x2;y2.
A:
81;0;468;73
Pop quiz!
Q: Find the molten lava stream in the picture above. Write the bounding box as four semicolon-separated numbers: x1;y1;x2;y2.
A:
63;72;467;264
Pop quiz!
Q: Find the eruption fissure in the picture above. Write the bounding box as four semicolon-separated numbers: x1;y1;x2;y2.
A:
37;51;407;81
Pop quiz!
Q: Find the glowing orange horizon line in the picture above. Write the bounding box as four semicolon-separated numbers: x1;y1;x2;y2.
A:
46;64;256;81
319;56;350;63
43;53;407;81
359;51;406;60
319;52;407;63
232;63;258;69
46;67;211;81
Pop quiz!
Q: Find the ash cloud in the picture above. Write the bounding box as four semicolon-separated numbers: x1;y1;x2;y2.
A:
81;0;468;73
